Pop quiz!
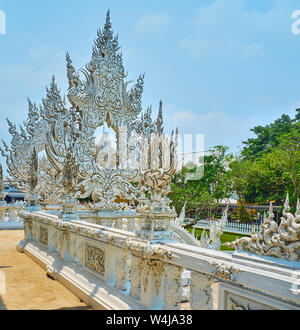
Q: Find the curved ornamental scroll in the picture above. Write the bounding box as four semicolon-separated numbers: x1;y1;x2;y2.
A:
225;194;300;261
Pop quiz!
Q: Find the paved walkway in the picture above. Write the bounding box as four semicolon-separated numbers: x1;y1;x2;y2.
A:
0;230;91;310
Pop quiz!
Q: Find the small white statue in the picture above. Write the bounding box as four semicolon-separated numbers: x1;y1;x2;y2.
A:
199;204;228;251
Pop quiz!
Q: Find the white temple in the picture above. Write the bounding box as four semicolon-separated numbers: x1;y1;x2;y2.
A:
0;11;299;310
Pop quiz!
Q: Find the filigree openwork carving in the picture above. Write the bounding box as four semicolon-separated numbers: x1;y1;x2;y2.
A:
2;9;180;248
1;98;50;195
41;10;177;212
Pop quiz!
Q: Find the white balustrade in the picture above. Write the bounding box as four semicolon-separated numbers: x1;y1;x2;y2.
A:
17;211;300;310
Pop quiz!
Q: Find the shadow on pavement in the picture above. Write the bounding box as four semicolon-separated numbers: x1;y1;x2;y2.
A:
0;295;7;310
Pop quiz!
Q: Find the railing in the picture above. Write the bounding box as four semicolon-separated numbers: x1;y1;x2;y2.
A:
183;218;196;225
0;204;25;229
195;219;260;235
17;211;300;310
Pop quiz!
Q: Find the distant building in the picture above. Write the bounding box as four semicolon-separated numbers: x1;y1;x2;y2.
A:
3;179;25;203
95;129;117;168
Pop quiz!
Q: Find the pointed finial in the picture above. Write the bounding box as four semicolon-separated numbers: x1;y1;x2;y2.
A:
284;192;290;212
103;9;112;35
296;199;300;217
106;9;111;26
66;51;72;65
269;202;274;220
50;75;57;90
156;100;164;135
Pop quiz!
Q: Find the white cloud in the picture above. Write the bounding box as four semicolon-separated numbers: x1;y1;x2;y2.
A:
173;110;198;122
135;13;170;35
177;0;290;60
168;107;264;153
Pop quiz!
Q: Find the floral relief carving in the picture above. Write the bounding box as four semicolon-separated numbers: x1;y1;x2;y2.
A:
39;226;48;246
210;261;241;282
228;296;251;310
86;244;105;274
123;239;174;261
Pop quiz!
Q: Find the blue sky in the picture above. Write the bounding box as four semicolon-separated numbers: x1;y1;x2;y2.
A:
1;0;300;168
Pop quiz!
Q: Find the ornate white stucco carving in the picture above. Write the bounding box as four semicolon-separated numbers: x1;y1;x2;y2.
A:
123;239;174;261
1;96;50;194
229;296;251;310
86;244;105;274
40;10;177;213
2;9;179;217
225;195;300;261
209;261;241;282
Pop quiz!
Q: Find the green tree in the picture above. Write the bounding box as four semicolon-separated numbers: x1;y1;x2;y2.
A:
227;157;252;202
228;109;300;206
242;114;295;159
238;203;252;223
272;123;300;199
169;145;231;219
200;146;233;201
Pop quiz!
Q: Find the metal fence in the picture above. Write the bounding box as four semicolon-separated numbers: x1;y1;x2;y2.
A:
194;219;260;235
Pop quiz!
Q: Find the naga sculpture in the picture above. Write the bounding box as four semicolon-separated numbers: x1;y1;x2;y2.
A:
225;194;300;261
200;205;229;250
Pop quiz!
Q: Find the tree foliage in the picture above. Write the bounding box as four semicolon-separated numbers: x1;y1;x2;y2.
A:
169;109;299;216
228;111;300;205
169;146;231;219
